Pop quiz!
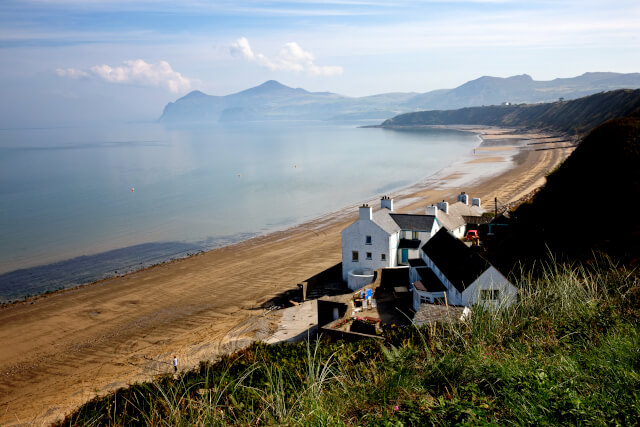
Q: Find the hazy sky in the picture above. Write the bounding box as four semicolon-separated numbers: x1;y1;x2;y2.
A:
1;0;639;126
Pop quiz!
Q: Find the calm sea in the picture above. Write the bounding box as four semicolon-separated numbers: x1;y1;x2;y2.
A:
0;121;479;300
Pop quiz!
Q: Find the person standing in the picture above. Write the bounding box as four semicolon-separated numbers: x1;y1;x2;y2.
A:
173;355;178;373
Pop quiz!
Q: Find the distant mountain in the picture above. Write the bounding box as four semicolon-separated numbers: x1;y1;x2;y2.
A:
380;89;640;136
159;73;640;123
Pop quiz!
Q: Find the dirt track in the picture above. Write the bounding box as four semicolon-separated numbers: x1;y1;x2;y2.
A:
0;128;573;426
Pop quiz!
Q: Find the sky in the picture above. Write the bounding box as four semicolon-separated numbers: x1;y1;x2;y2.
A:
1;0;639;126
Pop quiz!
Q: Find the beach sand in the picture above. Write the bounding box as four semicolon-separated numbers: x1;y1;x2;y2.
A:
0;127;573;426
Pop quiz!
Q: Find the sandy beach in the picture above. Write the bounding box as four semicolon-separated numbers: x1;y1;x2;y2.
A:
0;127;573;426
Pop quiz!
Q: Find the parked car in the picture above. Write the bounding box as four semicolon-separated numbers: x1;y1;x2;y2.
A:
465;230;479;241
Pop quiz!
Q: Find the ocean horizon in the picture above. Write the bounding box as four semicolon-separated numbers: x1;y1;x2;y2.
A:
0;120;480;301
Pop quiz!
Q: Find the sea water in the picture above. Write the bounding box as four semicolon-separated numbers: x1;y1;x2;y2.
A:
0;121;479;300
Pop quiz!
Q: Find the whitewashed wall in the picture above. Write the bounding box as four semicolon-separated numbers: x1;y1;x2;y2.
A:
341;219;395;281
461;267;517;308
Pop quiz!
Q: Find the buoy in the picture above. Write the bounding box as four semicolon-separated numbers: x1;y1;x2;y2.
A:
131;188;135;192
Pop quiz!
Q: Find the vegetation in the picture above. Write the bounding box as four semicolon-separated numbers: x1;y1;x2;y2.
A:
56;261;639;426
488;111;640;272
381;89;640;136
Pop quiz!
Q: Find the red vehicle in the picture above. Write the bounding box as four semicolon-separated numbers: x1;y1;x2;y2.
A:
465;230;479;241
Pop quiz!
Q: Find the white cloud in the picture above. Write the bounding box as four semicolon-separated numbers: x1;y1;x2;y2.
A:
55;68;89;78
230;37;343;77
56;59;191;93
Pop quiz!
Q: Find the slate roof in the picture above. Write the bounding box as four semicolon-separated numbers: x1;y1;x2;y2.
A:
436;202;486;232
371;209;401;234
413;304;465;326
416;267;447;292
421;229;489;293
380;267;410;289
389;213;436;231
408;258;427;267
447;202;484;217
462;215;493;225
435;210;466;231
398;239;421;249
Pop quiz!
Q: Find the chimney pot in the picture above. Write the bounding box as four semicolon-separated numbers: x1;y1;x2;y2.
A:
380;196;394;211
457;192;469;205
359;204;373;220
436;200;449;214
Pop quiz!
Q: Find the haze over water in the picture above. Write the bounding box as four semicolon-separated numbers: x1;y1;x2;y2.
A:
0;122;478;298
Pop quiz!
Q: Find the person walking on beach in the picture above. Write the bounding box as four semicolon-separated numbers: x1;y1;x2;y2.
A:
173;355;178;373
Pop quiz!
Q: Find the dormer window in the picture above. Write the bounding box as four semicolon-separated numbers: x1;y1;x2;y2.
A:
365;235;372;245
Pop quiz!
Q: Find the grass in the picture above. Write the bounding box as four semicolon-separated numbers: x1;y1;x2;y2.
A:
55;261;639;426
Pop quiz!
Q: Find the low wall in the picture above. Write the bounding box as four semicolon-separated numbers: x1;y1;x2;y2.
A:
347;269;374;291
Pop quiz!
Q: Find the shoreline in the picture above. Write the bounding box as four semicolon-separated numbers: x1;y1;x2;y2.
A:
0;126;574;426
0;126;482;304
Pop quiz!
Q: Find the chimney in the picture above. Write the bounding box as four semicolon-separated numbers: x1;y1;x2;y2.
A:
436;200;449;214
425;205;438;216
380;196;394;211
472;197;481;208
359;204;372;221
457;192;469;205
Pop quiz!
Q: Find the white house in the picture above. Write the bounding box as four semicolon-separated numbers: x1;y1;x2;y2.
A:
341;193;487;291
341;196;440;290
419;228;517;309
427;192;485;238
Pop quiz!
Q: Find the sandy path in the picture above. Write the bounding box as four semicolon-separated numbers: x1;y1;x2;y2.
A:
0;128;572;426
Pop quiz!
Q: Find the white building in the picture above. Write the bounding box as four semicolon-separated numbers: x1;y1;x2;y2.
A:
427;192;485;238
340;193;487;291
419;228;517;309
340;196;440;290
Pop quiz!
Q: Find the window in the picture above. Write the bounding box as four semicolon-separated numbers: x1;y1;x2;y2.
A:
366;252;372;260
412;231;419;240
365;235;372;245
352;251;359;262
480;289;499;300
381;253;386;261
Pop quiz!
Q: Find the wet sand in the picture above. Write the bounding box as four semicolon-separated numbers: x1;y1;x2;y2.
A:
0;127;573;426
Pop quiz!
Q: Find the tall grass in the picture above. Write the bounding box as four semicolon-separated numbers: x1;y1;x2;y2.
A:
57;261;639;426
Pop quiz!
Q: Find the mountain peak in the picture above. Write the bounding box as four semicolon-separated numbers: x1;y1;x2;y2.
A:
234;80;307;97
257;80;288;89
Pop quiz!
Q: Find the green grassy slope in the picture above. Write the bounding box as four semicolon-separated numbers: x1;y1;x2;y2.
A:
382;89;640;136
55;263;640;426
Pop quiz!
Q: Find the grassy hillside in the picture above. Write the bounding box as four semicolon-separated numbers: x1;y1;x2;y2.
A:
55;263;640;426
382;89;640;136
